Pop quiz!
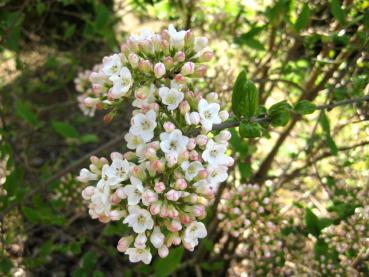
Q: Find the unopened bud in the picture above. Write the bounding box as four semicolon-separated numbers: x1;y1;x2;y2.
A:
154;62;166;78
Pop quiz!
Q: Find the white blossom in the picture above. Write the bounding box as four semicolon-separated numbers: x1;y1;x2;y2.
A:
183;221;207;248
198;99;221;131
102;54;123;76
130;110;157;142
150;226;165;249
181;161;203;181
202;140;229;166
123;205;154;233
158;86;184;111
122;177;144;205
125;247;152;264
160;129;189;160
109;67;132;98
168;24;186;49
77;168;97;182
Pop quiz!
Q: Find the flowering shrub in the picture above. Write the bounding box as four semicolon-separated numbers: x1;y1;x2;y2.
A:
76;25;232;264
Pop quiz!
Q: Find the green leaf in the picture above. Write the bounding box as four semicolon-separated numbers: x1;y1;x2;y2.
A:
294;100;316;115
0;256;13;274
229;128;249;156
305;208;321;237
22;207;42;223
232;71;259;119
154;247;184;277
330;0;345;24
294;3;310;32
80;134;98;144
239;121;261;138
319;112;338;155
15;100;39;127
201;261;224;272
239;162;252;179
52;121;80;138
269;100;292;127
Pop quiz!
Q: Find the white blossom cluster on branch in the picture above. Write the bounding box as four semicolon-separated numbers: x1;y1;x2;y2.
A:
76;25;232;264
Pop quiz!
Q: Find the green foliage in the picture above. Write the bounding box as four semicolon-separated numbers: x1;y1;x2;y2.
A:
294;3;310;32
294;100;316;115
234;26;265;50
268;100;292;127
52;121;80;139
239;121;261;138
330;0;346;25
15;100;40;127
319;111;338;155
154;247;184;277
232;71;259;120
305;208;333;237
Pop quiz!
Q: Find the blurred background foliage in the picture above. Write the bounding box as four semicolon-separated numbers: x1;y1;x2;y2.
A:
0;0;369;276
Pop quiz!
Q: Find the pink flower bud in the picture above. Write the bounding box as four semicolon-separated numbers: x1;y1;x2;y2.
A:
166;189;181;201
116;188;126;199
109;210;123;221
179;214;191;224
161;29;170;41
159;203;169;218
90;155;99;165
110;152;123;160
227;157;235;167
163;56;174;69
111;193;121;204
164;122;176;132
160;39;169;51
172;235;181;245
167;219;182;232
98;215;110;223
150;201;162;215
189;112;200;125
142;190;158;204
193;205;206;217
144;147;157;160
154;160;165;172
158;245;169;258
167;205;179;219
194;64;207;77
83;97;99;106
185;31;195;46
120;43;129;55
123;151;136;161
117;236;133;253
175;178;187;190
154;62;166;78
174;51;185;62
178;150;190;163
187;138;196;150
82;186;95;200
219;110;229;121
128;53;139;68
179;100;190;114
174;74;186;84
134;233;147;248
206;92;218;102
154;182;165;193
196;135;208;146
181;62;195;75
189;150;199;161
198;169;208;179
199;50;213;62
216;130;232;143
150;102;160;112
166;153;177;167
138;59;153;73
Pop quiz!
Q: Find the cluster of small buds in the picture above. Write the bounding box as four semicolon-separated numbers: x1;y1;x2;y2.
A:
77;25;233;264
74;64;103;117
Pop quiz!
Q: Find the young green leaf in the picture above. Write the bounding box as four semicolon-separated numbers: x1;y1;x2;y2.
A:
232;71;259;119
294;3;310;32
330;0;345;25
294;100;316;115
154;247;184;277
319;112;338;155
239;121;261;138
269;100;292;127
15;100;40;127
52;121;80;139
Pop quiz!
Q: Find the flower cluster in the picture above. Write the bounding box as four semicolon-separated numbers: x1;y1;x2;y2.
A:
74;64;103;117
77;25;232;264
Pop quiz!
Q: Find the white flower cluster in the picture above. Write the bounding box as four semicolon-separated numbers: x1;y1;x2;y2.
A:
77;25;232;264
74;64;103;117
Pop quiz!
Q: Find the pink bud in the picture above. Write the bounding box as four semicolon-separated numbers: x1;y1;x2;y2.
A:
187;138;196;150
181;62;195;76
219;110;229;121
196;135;208;146
198;169;208;179
193;205;206;217
199;50;213;62
184;30;195;46
144;147;157;160
120;43;129;55
154;62;166;78
90;156;99;165
150;102;160;112
227;157;235;167
161;29;170;41
174;74;186;84
159;203;169;218
166;189;181;201
138;59;153;73
111;193;122;204
189;150;199;161
98;215;110;223
179;214;191;224
128;53;139;68
109;210;122;221
142;190;158;204
164;122;176;132
189;112;200;125
117;236;133;252
175;178;187;190
174;51;185;62
150;201;162;215
167;219;182;232
179;100;190;114
116;188;126;199
166;153;177;167
134;233;147;249
82;186;95;200
154;160;165;172
163;56;174;69
167;205;179;219
83;97;99;106
206;92;218;102
158;245;169;258
194;64;207;77
110;152;123;160
154;182;165;193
